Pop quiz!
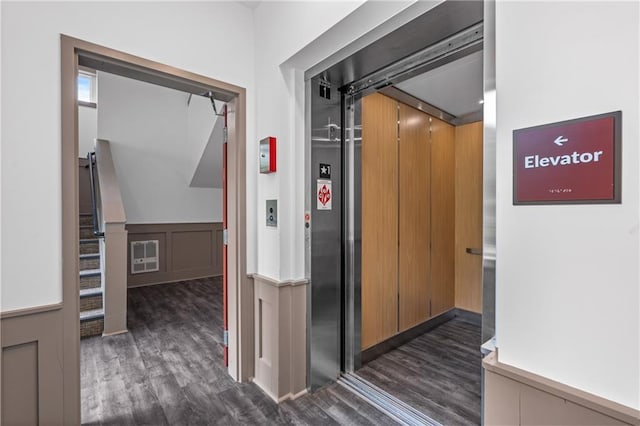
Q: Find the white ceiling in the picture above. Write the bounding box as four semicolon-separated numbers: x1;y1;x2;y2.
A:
395;50;483;118
235;0;262;10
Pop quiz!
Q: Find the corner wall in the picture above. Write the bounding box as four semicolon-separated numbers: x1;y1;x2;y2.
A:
79;105;97;156
0;1;254;312
495;1;639;409
252;0;431;281
97;72;221;224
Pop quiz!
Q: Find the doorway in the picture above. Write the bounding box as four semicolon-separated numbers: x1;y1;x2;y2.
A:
343;82;484;424
307;1;494;424
60;35;250;423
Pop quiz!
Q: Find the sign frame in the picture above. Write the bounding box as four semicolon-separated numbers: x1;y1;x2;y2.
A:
513;111;622;206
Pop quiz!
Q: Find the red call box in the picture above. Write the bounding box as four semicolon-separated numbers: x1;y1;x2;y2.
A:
259;136;276;173
513;111;622;205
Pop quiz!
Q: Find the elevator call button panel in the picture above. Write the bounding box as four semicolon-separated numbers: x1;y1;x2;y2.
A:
266;199;277;227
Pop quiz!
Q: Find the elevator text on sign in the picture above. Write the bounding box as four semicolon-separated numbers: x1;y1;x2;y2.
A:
513;111;621;205
317;179;332;210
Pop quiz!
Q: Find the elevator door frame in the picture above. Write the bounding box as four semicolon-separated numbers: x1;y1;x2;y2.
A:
306;0;495;390
340;40;487;378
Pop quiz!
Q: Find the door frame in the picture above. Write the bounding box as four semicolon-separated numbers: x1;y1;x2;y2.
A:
60;35;251;423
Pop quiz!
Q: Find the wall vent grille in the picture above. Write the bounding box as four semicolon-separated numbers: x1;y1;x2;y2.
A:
130;240;159;274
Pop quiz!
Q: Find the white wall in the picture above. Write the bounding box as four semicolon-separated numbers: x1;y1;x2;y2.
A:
252;0;640;409
3;0;638;409
97;72;221;224
252;0;434;280
0;2;3;312
186;95;217;184
1;1;254;312
78;105;97;156
495;1;639;409
191;116;224;189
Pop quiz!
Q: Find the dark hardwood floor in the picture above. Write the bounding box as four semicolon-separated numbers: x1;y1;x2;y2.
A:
356;315;483;426
81;277;398;425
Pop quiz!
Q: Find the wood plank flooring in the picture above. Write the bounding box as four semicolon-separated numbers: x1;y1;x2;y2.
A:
356;315;483;425
81;277;398;425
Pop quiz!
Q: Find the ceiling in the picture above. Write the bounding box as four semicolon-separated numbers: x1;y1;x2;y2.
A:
394;50;483;118
236;0;261;10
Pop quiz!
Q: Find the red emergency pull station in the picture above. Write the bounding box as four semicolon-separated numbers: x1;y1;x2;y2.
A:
259;136;276;173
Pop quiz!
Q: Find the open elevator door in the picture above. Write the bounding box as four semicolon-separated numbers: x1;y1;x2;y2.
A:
308;77;343;389
307;0;489;392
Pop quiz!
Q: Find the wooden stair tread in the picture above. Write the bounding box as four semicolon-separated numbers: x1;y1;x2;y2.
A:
80;309;104;321
80;253;100;259
80;269;101;277
80;287;102;298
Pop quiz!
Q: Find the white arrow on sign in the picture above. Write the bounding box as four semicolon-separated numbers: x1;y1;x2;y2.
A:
554;136;569;146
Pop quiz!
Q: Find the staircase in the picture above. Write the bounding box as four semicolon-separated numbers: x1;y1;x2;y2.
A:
79;213;104;337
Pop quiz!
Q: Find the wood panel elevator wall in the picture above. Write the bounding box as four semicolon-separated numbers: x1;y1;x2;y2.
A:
361;93;399;349
361;92;482;350
398;103;431;331
454;121;483;314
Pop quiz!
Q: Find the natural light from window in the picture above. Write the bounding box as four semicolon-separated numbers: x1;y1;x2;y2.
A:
78;70;97;104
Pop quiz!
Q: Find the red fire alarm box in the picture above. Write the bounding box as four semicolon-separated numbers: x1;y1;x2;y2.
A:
260;136;276;173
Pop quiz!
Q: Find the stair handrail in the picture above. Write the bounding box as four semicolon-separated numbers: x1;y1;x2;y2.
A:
87;151;105;238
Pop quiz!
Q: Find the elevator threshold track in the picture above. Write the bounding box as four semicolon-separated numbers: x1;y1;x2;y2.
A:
338;373;442;426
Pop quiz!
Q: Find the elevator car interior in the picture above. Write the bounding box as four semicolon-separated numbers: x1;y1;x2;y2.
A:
308;1;494;423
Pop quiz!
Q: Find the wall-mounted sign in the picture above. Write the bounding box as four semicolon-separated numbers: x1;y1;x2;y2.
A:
319;163;331;179
513;111;621;205
317;179;332;210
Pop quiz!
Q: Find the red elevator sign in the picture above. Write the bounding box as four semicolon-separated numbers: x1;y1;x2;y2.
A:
513;111;621;205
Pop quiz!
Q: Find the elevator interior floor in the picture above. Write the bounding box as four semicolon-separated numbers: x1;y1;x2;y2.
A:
357;315;482;425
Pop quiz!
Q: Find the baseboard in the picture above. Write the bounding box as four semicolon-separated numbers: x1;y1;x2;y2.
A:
102;329;128;337
127;274;221;289
454;307;482;325
361;307;478;364
252;378;280;403
275;388;309;403
290;388;308;400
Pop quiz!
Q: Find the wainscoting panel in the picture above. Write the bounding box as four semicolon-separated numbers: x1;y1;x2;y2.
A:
1;304;64;425
3;341;38;424
253;274;308;402
172;230;214;272
483;351;639;426
126;223;222;287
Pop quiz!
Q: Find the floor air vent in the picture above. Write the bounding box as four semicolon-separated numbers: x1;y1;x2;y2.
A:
131;240;159;274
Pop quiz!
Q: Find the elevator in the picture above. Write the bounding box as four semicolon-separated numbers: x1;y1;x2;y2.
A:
307;0;495;423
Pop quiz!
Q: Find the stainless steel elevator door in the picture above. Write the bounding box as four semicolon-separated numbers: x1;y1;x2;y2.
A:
309;77;342;390
343;94;362;372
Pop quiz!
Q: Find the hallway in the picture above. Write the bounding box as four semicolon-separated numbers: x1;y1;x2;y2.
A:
81;278;398;425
